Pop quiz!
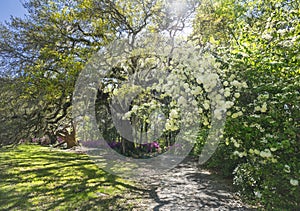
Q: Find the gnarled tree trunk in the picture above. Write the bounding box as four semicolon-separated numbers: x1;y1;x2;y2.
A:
55;122;78;149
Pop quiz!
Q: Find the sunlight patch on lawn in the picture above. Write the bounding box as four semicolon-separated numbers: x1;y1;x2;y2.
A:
0;144;136;210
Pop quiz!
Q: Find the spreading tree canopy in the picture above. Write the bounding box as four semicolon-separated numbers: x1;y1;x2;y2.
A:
0;0;198;147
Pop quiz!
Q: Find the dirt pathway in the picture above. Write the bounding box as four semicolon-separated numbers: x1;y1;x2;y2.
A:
123;157;255;211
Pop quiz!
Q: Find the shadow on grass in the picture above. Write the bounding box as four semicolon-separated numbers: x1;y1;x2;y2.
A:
0;144;145;210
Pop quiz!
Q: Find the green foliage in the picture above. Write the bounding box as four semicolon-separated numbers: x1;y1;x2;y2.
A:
0;0;166;145
193;0;300;209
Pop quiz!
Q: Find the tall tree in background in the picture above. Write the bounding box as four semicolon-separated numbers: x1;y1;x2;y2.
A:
0;0;114;147
0;0;198;148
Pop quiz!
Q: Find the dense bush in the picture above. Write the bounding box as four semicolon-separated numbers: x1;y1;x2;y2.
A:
193;0;300;209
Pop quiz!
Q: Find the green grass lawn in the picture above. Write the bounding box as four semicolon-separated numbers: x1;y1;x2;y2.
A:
0;144;139;210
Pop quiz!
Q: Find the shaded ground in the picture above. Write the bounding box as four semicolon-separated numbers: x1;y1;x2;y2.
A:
1;145;256;210
124;157;256;210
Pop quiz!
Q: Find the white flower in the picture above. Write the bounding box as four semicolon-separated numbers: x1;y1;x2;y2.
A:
165;121;171;130
234;93;240;98
167;80;173;86
233;151;246;157
261;103;267;112
193;86;202;95
262;33;273;40
178;96;186;105
290;179;299;186
231;80;241;87
282;40;293;47
165;119;179;131
254;191;262;198
260;149;272;158
234;142;240;148
112;89;119;95
284;165;291;173
214;109;224;120
215;94;222;101
203;100;210;110
224;88;231;97
254;149;260;155
254;106;261;112
183;83;189;90
203;117;209;126
191;100;198;106
123;111;132;120
131;105;139;113
277;29;286;34
169;109;179;119
196;77;202;84
242;82;248;88
232;111;243;119
225;101;234;109
224;91;231;97
232;113;239;119
223;81;229;86
228;74;235;82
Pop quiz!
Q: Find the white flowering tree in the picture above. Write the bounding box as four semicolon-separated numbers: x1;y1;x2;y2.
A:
193;0;299;208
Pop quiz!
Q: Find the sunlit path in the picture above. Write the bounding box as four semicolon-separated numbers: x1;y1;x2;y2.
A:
125;157;255;210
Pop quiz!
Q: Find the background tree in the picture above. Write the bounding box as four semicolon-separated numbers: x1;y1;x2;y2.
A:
0;0;116;147
0;0;155;147
0;0;198;149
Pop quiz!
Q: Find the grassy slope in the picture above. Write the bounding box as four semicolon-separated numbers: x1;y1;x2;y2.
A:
0;144;139;210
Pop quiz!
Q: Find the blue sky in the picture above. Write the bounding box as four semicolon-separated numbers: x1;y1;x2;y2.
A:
0;0;27;23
